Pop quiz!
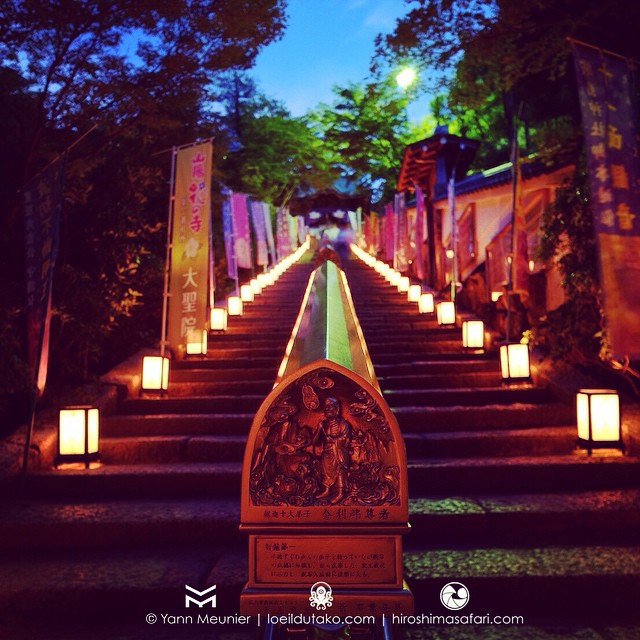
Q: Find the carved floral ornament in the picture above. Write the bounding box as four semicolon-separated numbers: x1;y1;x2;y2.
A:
249;367;402;509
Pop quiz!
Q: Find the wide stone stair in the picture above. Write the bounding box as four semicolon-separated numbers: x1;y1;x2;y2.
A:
1;252;640;639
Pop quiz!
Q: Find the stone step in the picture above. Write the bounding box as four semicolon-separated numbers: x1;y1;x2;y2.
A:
120;395;265;415
384;386;553;407
172;356;281;370
1;543;639;626
99;435;247;464
375;359;499;376
403;544;640;623
2;490;639;552
408;453;639;495
380;371;501;389
23;454;639;500
166;379;274;396
97;426;576;466
169;367;278;383
403;426;577;458
392;402;575;431
102;413;254;437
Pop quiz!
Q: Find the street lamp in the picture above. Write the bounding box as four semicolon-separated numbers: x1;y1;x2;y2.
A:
396;67;417;90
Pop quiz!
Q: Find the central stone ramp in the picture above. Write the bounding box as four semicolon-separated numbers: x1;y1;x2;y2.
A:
240;259;413;620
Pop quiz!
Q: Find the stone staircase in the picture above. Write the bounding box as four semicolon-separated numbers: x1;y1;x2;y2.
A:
1;253;640;639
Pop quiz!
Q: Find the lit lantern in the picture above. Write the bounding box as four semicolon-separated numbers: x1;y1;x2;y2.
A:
500;343;531;382
576;389;623;453
250;278;262;295
397;276;410;293
57;406;100;467
210;307;228;332
462;320;485;350
141;355;169;393
240;284;254;302
186;329;207;356
257;273;268;288
491;291;502;302
227;296;243;316
264;272;275;286
408;284;421;303
390;271;401;286
418;292;435;314
436;301;456;326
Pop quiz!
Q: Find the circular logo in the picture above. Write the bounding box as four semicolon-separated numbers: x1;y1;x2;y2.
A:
440;582;470;610
309;581;333;610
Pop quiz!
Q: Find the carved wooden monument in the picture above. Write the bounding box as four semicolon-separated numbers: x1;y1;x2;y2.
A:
240;259;413;620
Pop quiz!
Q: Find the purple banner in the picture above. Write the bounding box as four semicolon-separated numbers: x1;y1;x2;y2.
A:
222;191;237;279
573;41;640;359
249;199;269;266
24;156;65;393
231;192;252;269
276;207;292;259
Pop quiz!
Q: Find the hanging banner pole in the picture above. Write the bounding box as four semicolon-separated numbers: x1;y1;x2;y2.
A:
160;147;177;359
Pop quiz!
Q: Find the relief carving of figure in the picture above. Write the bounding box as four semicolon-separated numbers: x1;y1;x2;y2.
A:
314;397;352;504
249;370;400;508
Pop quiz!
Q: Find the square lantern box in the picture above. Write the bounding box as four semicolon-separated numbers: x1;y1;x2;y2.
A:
500;343;531;383
436;301;456;326
227;296;244;316
576;389;623;454
407;284;422;303
250;279;262;295
186;328;208;356
141;355;170;394
462;320;485;351
56;406;100;468
418;292;435;314
240;284;254;303
397;276;410;293
210;307;228;332
389;271;401;286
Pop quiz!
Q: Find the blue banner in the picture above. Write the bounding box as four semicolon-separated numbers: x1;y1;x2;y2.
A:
573;40;640;359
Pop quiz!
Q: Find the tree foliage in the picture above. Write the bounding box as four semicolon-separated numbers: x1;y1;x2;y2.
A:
0;1;287;432
220;74;337;205
310;79;414;203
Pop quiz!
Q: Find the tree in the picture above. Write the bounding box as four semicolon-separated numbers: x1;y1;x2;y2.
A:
0;1;287;429
218;74;337;205
311;79;413;203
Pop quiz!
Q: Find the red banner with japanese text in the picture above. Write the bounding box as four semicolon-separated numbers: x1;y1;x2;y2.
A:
167;142;212;358
573;41;640;359
384;202;395;262
414;186;426;280
395;192;409;272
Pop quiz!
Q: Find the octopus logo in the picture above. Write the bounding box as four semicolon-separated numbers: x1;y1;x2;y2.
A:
309;582;333;610
440;582;470;610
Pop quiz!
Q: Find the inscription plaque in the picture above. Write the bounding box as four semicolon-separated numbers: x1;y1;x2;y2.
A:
250;535;399;586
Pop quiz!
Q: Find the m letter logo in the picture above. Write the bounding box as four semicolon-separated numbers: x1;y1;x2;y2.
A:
184;584;217;608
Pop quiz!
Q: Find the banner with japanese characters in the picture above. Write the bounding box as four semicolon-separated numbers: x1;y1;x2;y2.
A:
222;190;237;279
573;41;640;359
249;199;269;266
167;142;211;357
384;202;395;262
231;192;253;269
262;202;276;265
414;186;426;280
395;192;409;272
23;156;65;394
276;206;292;259
511;150;529;294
